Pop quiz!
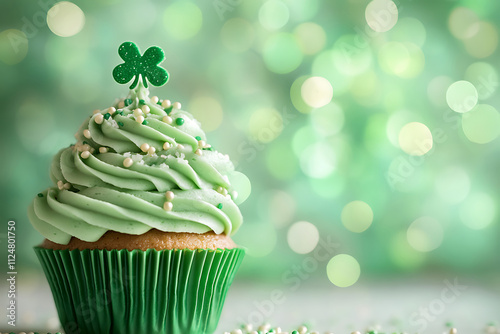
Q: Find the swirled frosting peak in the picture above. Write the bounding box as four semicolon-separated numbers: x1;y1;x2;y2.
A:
28;81;247;245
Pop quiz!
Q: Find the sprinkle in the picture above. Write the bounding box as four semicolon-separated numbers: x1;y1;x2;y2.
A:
198;140;206;148
93;109;100;114
163;142;171;150
139;99;146;105
37;193;43;197
81;151;91;159
63;182;71;190
142;105;150;114
148;146;156;155
117;121;124;127
57;180;64;190
231;330;242;334
142;120;149;125
108;107;116;114
140;143;150;152
123;157;133;167
136;115;145;124
94;114;104;124
104;113;111;120
217;203;223;209
115;110;124;116
298;326;307;333
133;109;142;117
83;129;91;139
175;118;184;126
164;107;172;114
161;99;171;108
117;100;125;108
222;188;228;196
449;329;458;334
231;191;238;199
195;136;201;141
163;201;173;211
124;98;132;106
99;147;108;154
162;115;173;124
195;149;202;156
151;96;159;104
173;102;181;109
165;191;175;201
177;144;184;150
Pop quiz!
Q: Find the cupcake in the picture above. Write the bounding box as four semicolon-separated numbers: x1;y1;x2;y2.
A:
28;42;248;334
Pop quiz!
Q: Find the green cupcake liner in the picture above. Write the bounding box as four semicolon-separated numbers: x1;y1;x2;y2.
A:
34;247;245;334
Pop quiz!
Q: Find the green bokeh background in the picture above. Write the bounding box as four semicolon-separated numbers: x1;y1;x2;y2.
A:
1;0;500;285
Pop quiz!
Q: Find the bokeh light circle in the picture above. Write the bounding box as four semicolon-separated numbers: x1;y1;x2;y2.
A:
462;104;500;144
258;0;290;31
391;17;426;47
47;2;85;37
312;50;352;97
294;22;326;55
428;76;453;107
365;0;399;32
435;167;470;204
407;217;444;252
262;33;303;74
163;2;202;40
310;102;344;137
249;107;283;143
188;94;223;132
460;192;496;230
463;22;498;58
446;80;478;113
326;254;361;288
227;171;251;205
390;232;425;270
287;221;320;254
378;42;424;78
464;62;498;100
266;139;299;180
341;201;374;233
332;35;372;76
0;29;28;65
300;142;336;178
448;7;480;40
398;122;433;156
221;18;255;53
301;76;333;108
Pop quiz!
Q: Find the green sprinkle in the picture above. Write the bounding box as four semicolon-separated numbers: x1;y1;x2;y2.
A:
164;107;172;114
195;136;201;141
115;110;123;116
217;203;223;209
82;140;88;145
37;193;43;197
104;113;111;120
124;98;132;106
203;147;214;151
291;331;298;334
139;99;145;105
142;120;149;125
157;100;162;105
117;121;124;127
176;118;184;126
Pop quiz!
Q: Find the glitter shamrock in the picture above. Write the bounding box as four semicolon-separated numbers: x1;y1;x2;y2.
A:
112;41;169;89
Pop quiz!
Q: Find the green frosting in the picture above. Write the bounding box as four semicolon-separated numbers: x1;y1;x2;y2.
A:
28;82;246;244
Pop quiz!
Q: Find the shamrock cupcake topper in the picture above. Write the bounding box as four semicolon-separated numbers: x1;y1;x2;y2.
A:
113;41;169;89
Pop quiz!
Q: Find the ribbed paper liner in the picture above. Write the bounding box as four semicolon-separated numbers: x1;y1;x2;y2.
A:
34;247;245;334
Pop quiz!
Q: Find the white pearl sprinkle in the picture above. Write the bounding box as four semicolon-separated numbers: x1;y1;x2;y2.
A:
94;113;104;124
195;149;202;156
83;129;91;139
118;100;125;108
108;107;116;114
231;330;242;334
63;182;71;190
162;115;173;124
173;102;181;110
298;326;307;334
231;191;238;199
99;147;108;154
177;144;184;150
148;146;156;155
198;140;205;147
449;329;457;334
93;109;100;114
243;324;253;331
133;109;143;117
123;157;133;167
161;99;171;108
163;142;171;150
136;115;145;124
351;332;361;334
57;180;63;190
142;105;150;114
165;191;175;201
140;143;150;152
81;150;91;159
222;188;228;196
151;96;159;104
163;201;173;211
